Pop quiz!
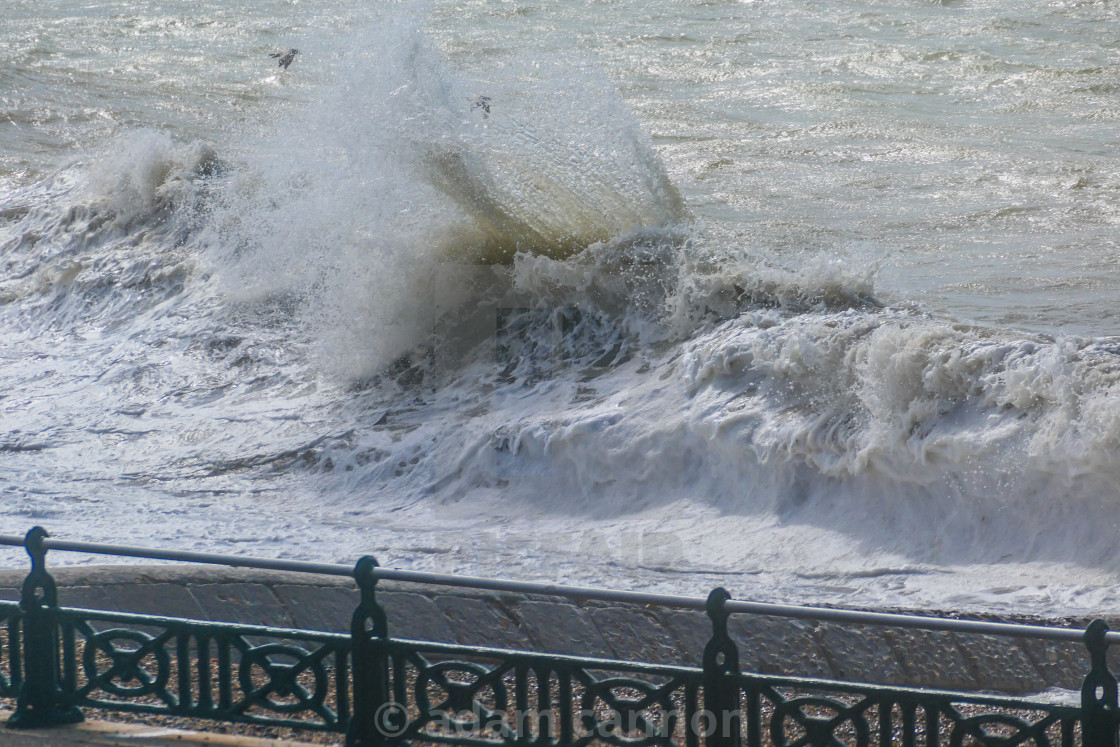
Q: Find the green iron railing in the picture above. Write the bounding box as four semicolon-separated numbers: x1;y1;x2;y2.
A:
0;525;1115;747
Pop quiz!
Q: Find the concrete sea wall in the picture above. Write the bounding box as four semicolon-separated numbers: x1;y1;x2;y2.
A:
0;565;1104;696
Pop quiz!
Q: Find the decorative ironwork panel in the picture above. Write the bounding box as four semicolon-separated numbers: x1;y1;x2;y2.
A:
0;526;1113;747
374;638;704;747
732;673;1083;747
53;607;352;733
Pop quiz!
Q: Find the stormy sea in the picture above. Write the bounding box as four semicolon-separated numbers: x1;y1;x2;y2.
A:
4;0;1120;614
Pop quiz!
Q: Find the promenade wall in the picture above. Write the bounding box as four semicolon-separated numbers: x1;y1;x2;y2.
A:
0;565;1100;696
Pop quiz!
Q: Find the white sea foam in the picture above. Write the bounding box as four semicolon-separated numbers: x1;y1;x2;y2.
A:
3;0;1120;615
204;10;689;377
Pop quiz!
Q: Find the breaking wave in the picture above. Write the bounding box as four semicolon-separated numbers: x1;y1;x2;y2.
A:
4;0;1120;612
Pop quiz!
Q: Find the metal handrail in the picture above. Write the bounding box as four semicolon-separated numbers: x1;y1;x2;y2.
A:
0;530;1101;643
0;534;355;577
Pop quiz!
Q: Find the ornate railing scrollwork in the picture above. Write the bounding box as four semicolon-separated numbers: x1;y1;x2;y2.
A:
82;627;174;703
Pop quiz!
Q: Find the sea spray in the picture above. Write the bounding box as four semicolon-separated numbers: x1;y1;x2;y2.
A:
0;132;215;323
206;7;690;377
5;0;1120;613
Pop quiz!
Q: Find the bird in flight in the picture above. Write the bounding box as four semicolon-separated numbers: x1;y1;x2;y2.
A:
471;95;491;118
270;48;299;70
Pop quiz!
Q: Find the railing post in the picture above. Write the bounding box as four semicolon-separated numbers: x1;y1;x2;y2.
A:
347;555;396;747
1082;619;1119;747
7;527;83;729
703;587;741;747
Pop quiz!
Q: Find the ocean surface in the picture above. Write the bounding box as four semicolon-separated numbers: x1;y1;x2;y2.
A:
3;0;1120;614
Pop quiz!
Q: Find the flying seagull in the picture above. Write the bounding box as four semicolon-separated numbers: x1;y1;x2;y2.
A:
471;95;491;118
270;48;299;70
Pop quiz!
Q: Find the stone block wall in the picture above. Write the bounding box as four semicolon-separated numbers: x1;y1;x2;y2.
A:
0;566;1102;696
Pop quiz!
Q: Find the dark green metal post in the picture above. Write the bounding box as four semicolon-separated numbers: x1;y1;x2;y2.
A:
1082;619;1119;747
347;555;395;747
703;587;741;747
7;527;83;729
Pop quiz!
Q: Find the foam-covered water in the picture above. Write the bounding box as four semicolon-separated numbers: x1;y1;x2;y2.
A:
4;0;1120;614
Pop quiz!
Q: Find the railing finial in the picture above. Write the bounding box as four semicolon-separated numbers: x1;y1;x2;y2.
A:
352;555;386;639
703;587;741;747
7;526;82;729
348;555;394;746
1082;619;1119;747
20;526;55;610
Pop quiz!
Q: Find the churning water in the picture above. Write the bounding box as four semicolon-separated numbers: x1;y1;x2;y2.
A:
4;0;1120;614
